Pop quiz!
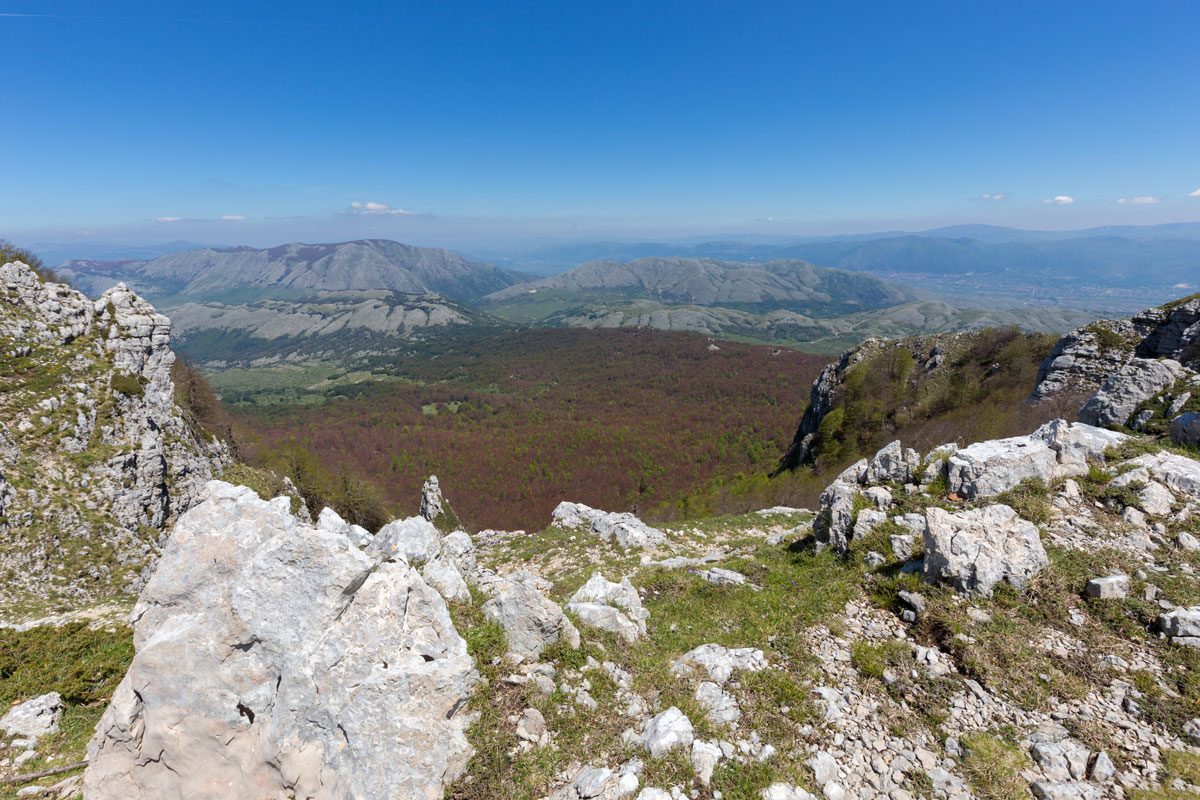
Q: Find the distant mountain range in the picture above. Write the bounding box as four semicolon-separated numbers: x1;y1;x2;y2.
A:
50;237;1109;365
490;221;1200;290
57;239;525;304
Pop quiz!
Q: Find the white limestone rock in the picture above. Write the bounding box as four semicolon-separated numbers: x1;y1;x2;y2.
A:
762;784;818;800
315;506;372;548
923;504;1048;595
370;515;441;563
691;739;723;785
641;706;693;758
552;501;666;548
1084;574;1130;600
83;481;477;800
422;556;470;602
947;420;1126;499
1079;357;1187;428
695;680;741;726
671;643;768;685
566;573;649;642
419;474;444;521
0;693;63;741
484;579;574;661
813;479;859;554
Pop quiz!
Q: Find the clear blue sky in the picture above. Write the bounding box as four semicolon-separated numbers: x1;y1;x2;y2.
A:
3;0;1199;247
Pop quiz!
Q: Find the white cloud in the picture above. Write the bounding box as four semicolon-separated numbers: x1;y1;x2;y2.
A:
979;192;1007;201
1117;196;1158;205
220;214;246;221
1190;187;1200;198
155;216;182;222
1043;195;1075;205
345;200;418;216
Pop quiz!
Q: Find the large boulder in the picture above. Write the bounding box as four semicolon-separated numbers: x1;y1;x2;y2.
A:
371;515;442;563
483;579;577;661
1078;357;1187;428
812;479;860;554
923;504;1048;595
864;440;921;485
83;481;478;800
551;501;666;548
947;420;1126;499
565;572;649;642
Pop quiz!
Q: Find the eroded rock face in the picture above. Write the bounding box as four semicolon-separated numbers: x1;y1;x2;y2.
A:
1033;299;1200;423
1078;358;1186;428
0;262;227;604
83;481;478;800
923;504;1048;595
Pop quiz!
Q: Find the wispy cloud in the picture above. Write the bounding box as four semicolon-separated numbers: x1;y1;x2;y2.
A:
220;214;247;220
979;192;1007;201
1117;196;1158;205
1190;187;1200;198
344;200;419;216
1043;195;1075;205
155;216;182;222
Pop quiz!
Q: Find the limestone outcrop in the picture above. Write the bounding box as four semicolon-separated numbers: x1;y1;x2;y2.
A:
0;261;227;605
83;481;478;800
552;501;667;548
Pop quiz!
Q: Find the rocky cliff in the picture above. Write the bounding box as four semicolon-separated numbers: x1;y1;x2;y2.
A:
0;260;227;609
1031;296;1200;437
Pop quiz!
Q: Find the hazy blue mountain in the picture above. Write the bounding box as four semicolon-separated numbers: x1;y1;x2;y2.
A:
488;225;1200;289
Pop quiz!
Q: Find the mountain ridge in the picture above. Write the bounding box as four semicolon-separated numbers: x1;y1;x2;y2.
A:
57;239;524;304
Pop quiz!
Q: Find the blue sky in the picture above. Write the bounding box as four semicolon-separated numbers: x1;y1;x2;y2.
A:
3;0;1199;247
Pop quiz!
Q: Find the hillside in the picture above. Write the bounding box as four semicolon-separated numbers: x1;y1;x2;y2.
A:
167;289;495;367
544;299;1093;354
57;239;523;304
485;256;922;313
776;328;1067;473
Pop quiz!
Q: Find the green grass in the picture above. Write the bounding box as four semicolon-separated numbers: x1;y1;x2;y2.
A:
0;623;133;799
994;478;1053;525
960;731;1031;800
0;622;133;706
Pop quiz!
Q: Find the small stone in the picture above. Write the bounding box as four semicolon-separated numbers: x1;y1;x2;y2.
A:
1090;751;1115;782
823;781;847;800
1085;574;1130;600
809;751;839;786
642;707;694;758
1121;507;1147;528
0;693;63;741
516;708;547;743
1179;532;1200;552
